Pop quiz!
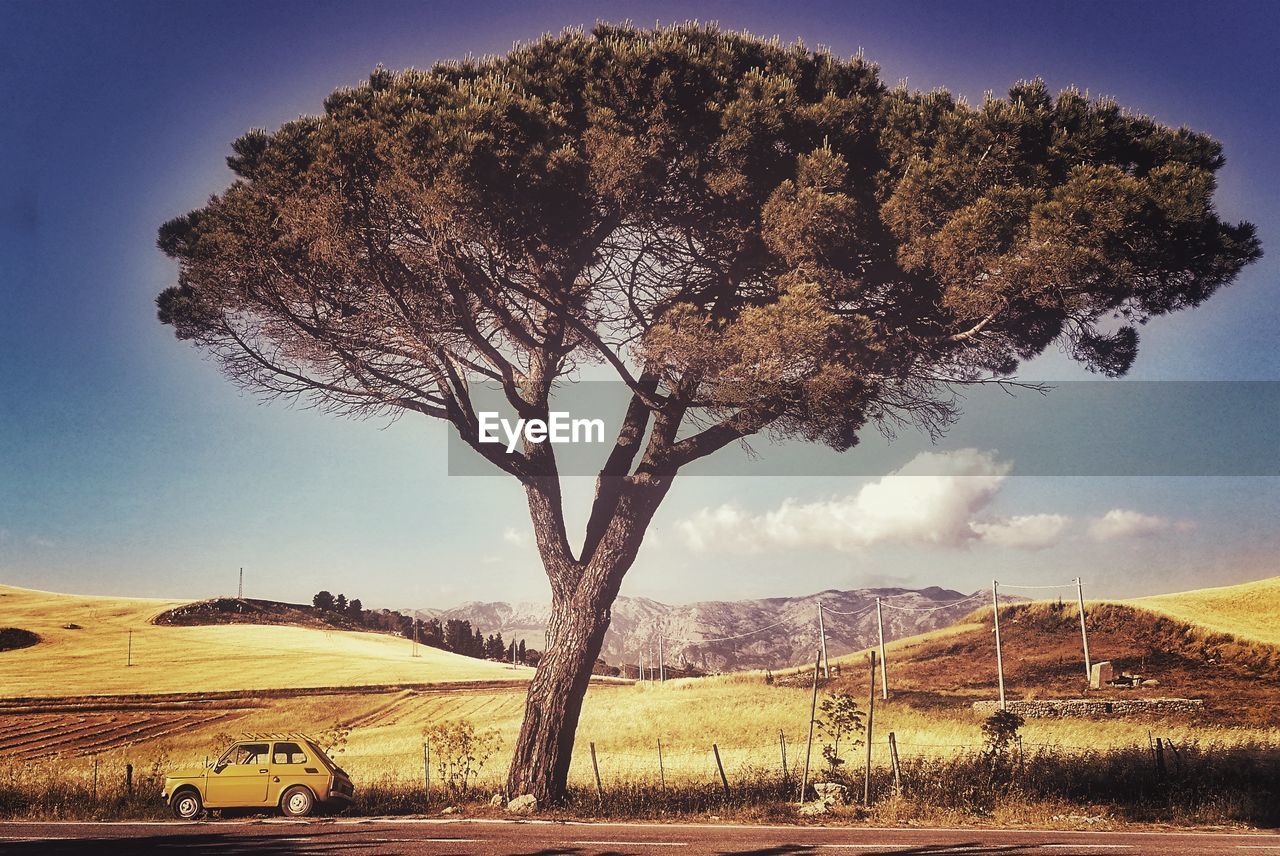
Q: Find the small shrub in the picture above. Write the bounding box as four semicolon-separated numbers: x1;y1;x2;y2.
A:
423;720;502;796
981;709;1025;788
316;724;352;761
981;709;1025;758
817;692;865;776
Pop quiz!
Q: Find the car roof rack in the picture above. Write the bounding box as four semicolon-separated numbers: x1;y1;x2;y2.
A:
236;732;316;742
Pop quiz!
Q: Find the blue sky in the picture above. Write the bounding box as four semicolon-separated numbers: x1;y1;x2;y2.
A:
1;0;1277;609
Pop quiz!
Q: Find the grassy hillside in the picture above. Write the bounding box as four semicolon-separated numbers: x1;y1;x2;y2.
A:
2;581;1278;802
0;585;523;696
807;598;1280;726
1130;575;1280;645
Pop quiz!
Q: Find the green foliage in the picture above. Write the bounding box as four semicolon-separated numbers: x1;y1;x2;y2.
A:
423;720;502;796
156;23;1260;458
817;692;865;773
316;724;351;760
981;709;1025;758
980;709;1025;789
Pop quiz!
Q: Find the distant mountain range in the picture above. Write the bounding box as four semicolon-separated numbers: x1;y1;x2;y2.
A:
417;586;989;673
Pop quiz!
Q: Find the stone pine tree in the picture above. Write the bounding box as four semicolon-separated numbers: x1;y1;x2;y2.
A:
156;24;1260;802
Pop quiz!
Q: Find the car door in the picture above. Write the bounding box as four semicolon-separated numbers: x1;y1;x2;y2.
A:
268;740;323;805
205;742;270;807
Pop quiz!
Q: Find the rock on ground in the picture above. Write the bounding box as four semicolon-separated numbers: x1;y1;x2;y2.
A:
798;800;830;817
506;794;538;815
813;782;848;804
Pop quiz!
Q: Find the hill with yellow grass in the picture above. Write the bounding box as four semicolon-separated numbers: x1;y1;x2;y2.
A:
2;578;1279;800
0;585;523;697
1130;575;1280;645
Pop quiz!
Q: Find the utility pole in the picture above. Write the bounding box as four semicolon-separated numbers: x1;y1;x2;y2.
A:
412;611;420;658
237;567;243;600
1075;577;1092;681
126;629;133;667
659;627;666;682
817;601;830;679
992;581;1006;711
876;597;888;700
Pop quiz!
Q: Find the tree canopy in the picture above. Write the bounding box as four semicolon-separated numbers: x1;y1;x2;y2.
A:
157;24;1259;484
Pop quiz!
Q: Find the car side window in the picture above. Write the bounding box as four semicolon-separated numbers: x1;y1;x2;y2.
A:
234;743;269;765
272;742;308;765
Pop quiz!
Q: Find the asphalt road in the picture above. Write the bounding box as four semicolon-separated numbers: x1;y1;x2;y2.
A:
0;818;1276;855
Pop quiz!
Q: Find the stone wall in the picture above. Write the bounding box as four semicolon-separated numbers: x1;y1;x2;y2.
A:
971;698;1203;718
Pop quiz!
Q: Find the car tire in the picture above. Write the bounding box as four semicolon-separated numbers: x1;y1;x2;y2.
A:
280;785;315;818
171;788;203;820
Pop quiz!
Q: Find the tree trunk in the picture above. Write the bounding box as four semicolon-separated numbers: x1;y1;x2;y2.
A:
505;476;669;803
504;585;614;802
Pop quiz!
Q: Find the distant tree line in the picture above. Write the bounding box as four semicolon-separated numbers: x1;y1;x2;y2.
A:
311;590;537;665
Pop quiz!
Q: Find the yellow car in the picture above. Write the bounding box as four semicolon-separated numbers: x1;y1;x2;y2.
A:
162;733;355;819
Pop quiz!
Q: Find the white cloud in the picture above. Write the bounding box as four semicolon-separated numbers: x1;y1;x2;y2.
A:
501;526;530;547
1088;509;1190;541
970;514;1070;550
678;449;1069;553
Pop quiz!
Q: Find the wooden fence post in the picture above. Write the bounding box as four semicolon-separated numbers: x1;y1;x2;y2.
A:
800;648;821;803
125;763;133;797
1167;737;1183;772
713;744;730;799
657;738;666;793
92;755;98;803
423;740;430;805
590;742;604;803
863;650;876;805
888;732;901;796
779;729;789;787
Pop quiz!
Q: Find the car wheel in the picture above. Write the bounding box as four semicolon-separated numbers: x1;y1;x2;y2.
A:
280;785;315;817
171;789;203;820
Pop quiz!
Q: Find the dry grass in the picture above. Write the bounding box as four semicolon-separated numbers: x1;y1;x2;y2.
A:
3;580;1279;812
20;676;1271;797
0;585;523;696
4;679;1278;829
1131;575;1280;645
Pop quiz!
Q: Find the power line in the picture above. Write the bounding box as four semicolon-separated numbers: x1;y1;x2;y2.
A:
996;582;1075;590
681;618;791;644
819;602;878;618
877;591;987;613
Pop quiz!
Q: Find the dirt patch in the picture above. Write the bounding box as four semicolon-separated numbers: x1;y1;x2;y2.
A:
0;628;39;652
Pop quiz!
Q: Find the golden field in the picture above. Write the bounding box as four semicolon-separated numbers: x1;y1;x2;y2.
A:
0;585;522;696
1131;575;1280;645
1;576;1278;794
7;672;1277;794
